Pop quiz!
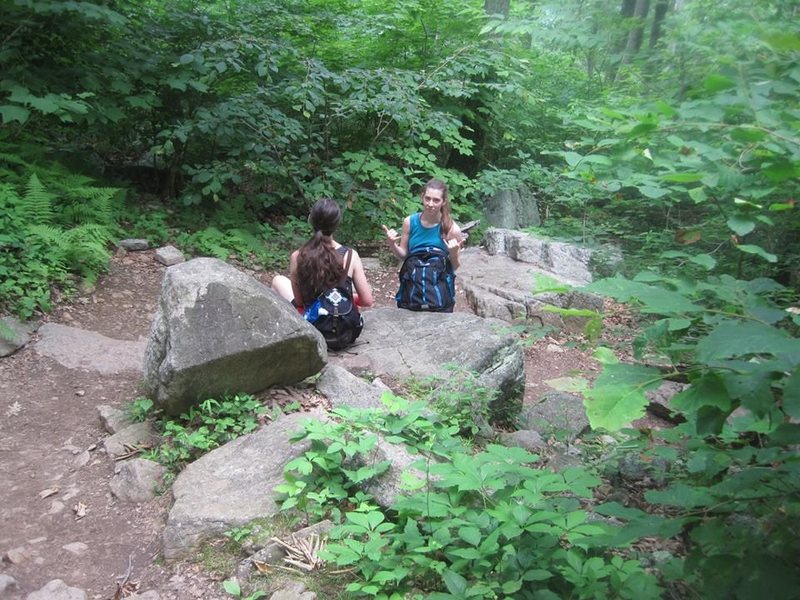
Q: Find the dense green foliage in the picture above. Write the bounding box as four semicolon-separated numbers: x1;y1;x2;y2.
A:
278;396;660;599
2;0;799;597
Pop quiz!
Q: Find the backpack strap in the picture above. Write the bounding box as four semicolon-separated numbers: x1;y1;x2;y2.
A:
342;247;353;275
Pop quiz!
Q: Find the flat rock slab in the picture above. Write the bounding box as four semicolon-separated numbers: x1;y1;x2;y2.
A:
458;247;603;330
162;410;326;560
34;323;146;374
330;307;524;410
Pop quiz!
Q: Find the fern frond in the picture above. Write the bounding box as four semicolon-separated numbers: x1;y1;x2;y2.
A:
227;228;268;255
25;224;67;249
62;223;115;247
22;174;55;225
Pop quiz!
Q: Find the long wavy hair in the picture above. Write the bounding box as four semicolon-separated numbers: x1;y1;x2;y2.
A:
423;178;453;238
295;198;345;304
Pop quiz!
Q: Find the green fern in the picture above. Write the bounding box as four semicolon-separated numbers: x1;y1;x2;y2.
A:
21;174;55;225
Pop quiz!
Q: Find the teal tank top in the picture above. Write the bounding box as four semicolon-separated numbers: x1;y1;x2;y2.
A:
408;212;447;254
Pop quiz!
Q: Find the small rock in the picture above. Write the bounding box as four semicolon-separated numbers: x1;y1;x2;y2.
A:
269;581;316;600
0;574;17;594
75;390;85;397
0;316;39;357
110;458;167;503
73;450;91;469
4;546;29;564
499;429;546;453
154;245;185;266
48;500;65;514
26;579;88;600
127;592;160;600
97;405;133;435
119;239;150;251
103;422;160;458
545;343;564;353
62;542;89;556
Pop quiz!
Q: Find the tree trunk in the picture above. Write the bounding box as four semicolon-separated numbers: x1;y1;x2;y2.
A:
649;0;669;48
618;0;650;71
484;0;510;18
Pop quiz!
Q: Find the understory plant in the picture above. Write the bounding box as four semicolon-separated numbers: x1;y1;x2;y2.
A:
277;394;661;599
0;173;120;318
576;270;800;599
142;393;267;471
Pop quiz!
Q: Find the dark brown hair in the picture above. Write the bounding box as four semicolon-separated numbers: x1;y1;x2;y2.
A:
422;178;453;237
295;198;345;304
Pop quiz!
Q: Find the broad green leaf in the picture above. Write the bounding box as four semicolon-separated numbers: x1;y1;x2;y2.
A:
763;160;800;182
564;151;583;167
0;105;30;124
665;318;692;331
769;202;796;211
782;367;800;419
689;254;716;270
736;244;777;263
28;94;60;114
179;53;194;64
581;154;612;166
690;186;708;203
443;570;468;596
671;372;731;413
661;172;705;183
638;185;669;199
704;74;736;92
696;321;800;362
645;483;714;508
729;127;766;143
584;276;702;315
593;346;618;364
222;579;241;595
457;526;481;547
584;363;661;430
727;216;756;236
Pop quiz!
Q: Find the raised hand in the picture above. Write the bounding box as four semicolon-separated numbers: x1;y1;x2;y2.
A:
382;224;400;244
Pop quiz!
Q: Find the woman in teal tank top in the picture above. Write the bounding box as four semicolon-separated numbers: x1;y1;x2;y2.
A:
382;178;464;269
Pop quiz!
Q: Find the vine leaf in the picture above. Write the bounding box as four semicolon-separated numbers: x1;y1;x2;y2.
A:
696;321;800;362
584;363;661;431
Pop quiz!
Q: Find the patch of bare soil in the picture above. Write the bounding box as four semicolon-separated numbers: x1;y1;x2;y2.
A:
0;248;642;599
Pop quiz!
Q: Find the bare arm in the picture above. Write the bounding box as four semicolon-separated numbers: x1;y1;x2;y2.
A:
288;251;304;306
348;249;374;307
445;223;463;270
382;217;411;260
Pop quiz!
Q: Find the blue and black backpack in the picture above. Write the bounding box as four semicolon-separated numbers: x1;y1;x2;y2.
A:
396;246;456;313
303;249;363;350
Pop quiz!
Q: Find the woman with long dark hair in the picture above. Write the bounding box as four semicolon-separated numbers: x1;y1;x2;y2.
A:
272;197;373;311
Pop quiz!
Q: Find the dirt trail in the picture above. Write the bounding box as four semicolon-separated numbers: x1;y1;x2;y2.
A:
0;250;595;598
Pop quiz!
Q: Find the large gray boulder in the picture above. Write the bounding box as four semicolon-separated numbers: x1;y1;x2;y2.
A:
142;258;326;416
484;186;541;230
330;308;524;419
162;410;326;559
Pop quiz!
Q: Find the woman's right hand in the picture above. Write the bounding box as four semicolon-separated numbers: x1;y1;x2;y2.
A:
382;224;400;245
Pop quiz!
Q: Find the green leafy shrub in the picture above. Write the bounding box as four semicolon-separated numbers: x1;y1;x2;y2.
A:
147;393;266;471
0;174;119;318
278;395;661;599
578;270;800;598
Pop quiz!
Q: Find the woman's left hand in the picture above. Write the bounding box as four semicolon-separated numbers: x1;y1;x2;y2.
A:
446;237;462;254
